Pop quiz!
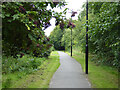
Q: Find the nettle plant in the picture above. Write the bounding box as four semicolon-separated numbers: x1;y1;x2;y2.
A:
2;2;67;58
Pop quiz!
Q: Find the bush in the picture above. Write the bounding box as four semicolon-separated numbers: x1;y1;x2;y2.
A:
2;55;45;74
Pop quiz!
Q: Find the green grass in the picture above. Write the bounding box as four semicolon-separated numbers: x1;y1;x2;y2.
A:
66;50;118;88
2;51;60;88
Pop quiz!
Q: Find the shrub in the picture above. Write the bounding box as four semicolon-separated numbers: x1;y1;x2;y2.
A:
2;55;45;74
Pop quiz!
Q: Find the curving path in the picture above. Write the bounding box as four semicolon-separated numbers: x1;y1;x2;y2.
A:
49;51;91;88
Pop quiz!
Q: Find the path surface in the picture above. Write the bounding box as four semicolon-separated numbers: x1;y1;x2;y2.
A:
49;51;91;88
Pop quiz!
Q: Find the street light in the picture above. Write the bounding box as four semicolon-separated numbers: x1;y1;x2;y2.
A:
85;0;88;74
70;11;77;56
67;11;77;56
71;17;72;56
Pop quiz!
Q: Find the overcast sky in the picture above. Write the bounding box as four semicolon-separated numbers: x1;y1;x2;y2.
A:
44;0;85;36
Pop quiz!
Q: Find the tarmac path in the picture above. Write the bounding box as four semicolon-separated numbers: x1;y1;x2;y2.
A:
49;51;91;88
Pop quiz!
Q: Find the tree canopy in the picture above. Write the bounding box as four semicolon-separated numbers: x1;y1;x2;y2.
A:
2;2;67;58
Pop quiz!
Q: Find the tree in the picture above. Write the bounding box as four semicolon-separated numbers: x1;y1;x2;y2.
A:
2;2;67;57
49;26;64;50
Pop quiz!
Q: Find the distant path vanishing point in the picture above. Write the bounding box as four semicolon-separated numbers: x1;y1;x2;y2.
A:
49;51;91;88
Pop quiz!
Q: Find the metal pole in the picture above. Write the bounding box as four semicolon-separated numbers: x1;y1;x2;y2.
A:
71;27;72;56
64;30;65;52
85;0;88;74
71;17;72;56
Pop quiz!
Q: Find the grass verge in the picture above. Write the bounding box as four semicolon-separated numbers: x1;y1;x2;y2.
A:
2;51;60;88
66;50;118;88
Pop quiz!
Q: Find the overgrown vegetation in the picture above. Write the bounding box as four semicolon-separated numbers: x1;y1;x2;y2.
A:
1;2;67;88
2;51;60;88
2;55;45;74
86;2;120;68
2;2;67;58
50;2;120;68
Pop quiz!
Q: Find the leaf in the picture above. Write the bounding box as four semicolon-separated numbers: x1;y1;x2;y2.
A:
25;24;30;30
8;20;12;22
12;14;19;20
63;8;68;13
6;13;10;17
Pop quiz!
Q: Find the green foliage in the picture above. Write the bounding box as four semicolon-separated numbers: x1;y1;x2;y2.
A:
87;2;120;68
81;2;119;68
50;2;119;68
78;2;119;68
2;51;60;88
2;2;67;58
75;2;119;68
2;55;46;74
61;28;71;51
49;26;65;50
50;18;76;51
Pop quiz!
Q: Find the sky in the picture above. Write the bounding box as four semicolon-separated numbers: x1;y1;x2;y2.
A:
44;0;85;36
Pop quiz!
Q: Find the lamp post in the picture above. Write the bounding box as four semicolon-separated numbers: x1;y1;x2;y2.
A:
85;0;88;74
71;17;72;56
70;11;77;56
67;11;77;56
64;29;65;52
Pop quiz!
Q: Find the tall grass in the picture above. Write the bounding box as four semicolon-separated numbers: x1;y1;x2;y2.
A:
2;51;60;88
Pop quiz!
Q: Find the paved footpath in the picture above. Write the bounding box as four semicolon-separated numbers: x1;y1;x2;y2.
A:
49;51;91;88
